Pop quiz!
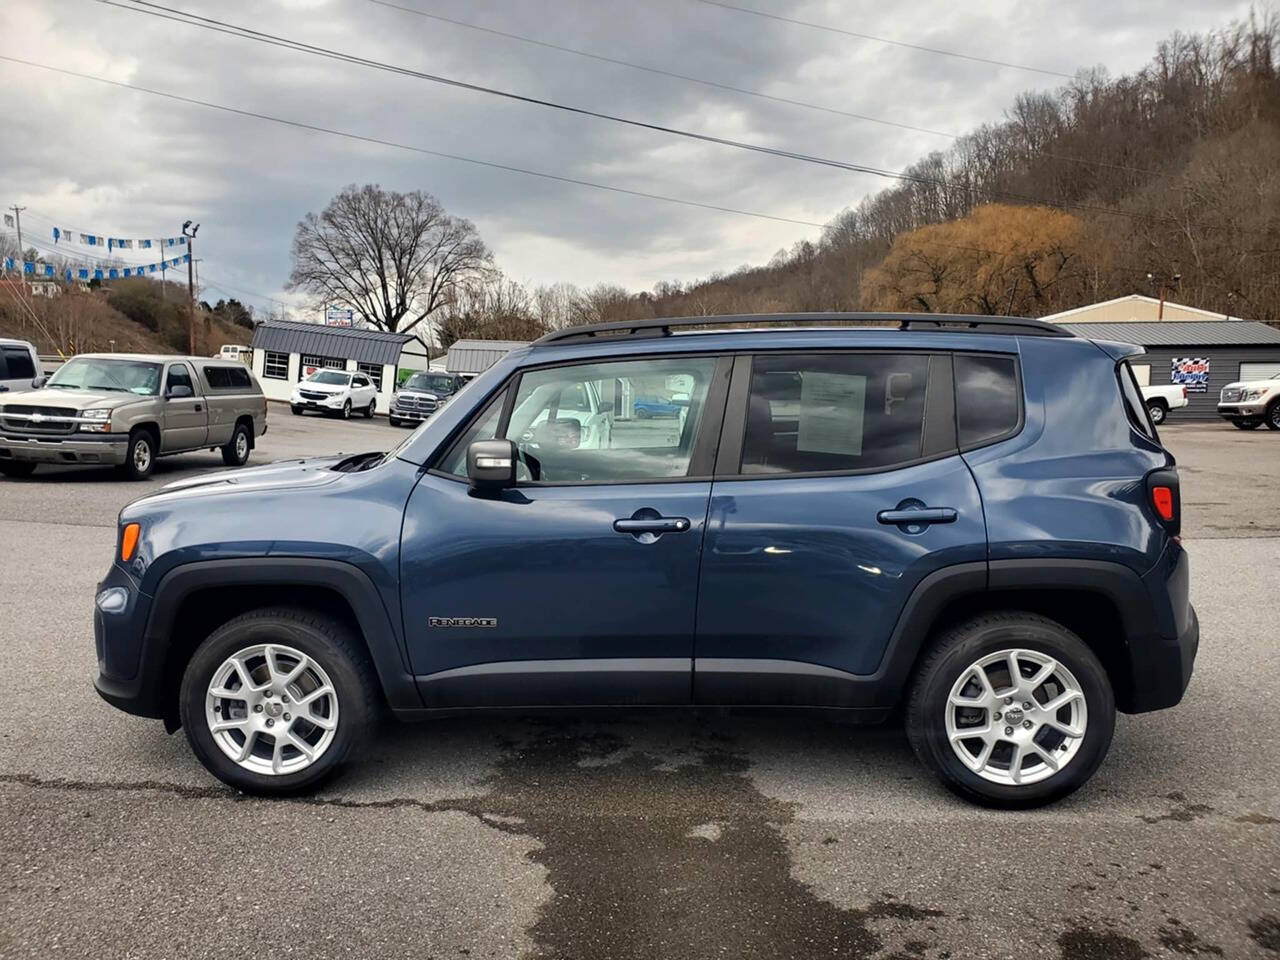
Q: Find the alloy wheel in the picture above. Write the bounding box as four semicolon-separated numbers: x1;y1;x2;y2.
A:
235;431;249;461
945;648;1088;786
133;438;152;473
204;643;339;775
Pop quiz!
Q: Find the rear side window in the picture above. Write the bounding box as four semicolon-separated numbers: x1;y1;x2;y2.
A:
226;366;252;389
203;366;231;389
955;354;1020;448
740;353;929;475
1118;361;1157;439
2;346;35;380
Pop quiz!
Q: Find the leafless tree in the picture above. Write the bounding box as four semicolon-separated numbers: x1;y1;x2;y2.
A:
287;184;492;347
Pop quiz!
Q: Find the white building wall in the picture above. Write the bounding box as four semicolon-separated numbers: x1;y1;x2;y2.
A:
253;347;401;413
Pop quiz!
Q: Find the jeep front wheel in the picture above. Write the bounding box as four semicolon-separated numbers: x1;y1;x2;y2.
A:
906;613;1115;808
179;608;376;794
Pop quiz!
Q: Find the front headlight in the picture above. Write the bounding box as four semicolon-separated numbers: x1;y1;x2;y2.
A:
1243;389;1265;401
79;409;112;433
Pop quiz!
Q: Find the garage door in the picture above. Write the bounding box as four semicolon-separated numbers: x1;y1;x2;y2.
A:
1129;363;1151;386
1240;362;1280;381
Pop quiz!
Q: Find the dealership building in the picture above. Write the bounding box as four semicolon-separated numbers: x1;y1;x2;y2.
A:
249;320;413;409
1047;296;1280;420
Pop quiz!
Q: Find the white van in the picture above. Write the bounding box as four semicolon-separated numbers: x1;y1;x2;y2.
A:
0;338;43;394
218;344;252;363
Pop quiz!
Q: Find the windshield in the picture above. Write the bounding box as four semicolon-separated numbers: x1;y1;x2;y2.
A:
47;358;163;395
307;370;351;385
405;373;458;394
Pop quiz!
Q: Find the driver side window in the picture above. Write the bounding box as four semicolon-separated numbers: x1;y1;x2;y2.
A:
504;356;717;483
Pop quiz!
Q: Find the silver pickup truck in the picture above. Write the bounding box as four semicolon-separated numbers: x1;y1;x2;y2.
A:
0;354;266;480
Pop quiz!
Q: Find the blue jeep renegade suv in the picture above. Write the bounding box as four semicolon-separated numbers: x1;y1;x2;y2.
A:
93;313;1198;807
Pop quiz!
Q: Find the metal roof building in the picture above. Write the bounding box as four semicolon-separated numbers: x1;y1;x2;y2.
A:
1057;317;1280;421
249;320;414;410
445;339;528;377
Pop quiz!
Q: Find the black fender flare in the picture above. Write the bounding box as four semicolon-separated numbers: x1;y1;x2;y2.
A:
143;557;421;713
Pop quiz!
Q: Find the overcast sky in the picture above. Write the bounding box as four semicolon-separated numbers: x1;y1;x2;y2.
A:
0;0;1251;317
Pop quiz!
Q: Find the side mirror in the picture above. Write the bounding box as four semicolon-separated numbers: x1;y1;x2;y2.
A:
168;384;194;399
31;376;47;389
467;439;517;490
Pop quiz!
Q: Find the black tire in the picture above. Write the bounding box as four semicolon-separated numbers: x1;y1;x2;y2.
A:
0;461;38;478
179;607;378;795
221;422;252;467
120;428;157;481
388;416;401;427
339;400;352;420
291;405;303;416
363;399;375;419
634;407;650;419
906;612;1115;809
1266;400;1280;431
1147;401;1167;426
1233;419;1262;430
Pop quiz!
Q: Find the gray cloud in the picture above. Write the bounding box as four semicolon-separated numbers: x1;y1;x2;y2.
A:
0;0;1251;313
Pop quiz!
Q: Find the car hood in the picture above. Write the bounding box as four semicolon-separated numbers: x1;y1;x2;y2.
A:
297;382;348;394
1224;379;1278;391
139;455;355;506
394;390;441;401
0;387;141;410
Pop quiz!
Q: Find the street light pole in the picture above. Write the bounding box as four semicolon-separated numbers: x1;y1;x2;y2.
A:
182;220;200;353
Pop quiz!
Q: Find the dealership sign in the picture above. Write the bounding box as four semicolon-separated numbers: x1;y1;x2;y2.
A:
325;307;355;327
1171;357;1210;392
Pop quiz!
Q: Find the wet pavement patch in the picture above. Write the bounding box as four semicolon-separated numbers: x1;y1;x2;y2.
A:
1249;915;1280;952
1057;925;1148;959
449;720;942;959
1138;792;1213;824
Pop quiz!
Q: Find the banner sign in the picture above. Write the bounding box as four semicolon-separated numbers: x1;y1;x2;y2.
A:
1171;357;1210;392
55;228;186;250
3;254;190;281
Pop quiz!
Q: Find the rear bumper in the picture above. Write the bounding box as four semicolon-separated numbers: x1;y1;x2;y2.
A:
0;432;128;465
1124;541;1198;713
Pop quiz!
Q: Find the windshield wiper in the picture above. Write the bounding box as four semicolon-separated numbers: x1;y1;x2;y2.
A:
87;385;129;392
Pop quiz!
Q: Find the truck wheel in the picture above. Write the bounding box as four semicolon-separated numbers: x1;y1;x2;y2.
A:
221;422;252;467
0;461;38;479
121;428;156;480
1266;400;1280;431
179;608;377;795
906;612;1115;809
1146;401;1167;426
1233;420;1262;430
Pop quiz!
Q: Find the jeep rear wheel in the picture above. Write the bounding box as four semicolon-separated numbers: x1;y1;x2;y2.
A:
906;613;1115;808
179;608;377;794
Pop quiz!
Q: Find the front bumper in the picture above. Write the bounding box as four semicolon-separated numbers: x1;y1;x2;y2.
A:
0;432;129;465
1216;403;1263;420
92;562;164;718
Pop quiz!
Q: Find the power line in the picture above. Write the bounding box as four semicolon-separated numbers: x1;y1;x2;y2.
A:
0;54;825;229
365;0;954;139
368;0;1164;180
689;0;1074;79
98;0;1183;226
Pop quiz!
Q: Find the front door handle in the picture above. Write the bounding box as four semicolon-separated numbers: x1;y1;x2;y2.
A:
194;403;203;412
877;507;957;525
613;517;690;535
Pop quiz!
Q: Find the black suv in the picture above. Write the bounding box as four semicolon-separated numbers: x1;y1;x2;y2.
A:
93;314;1198;807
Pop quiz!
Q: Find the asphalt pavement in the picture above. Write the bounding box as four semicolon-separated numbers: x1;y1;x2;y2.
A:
1;416;1278;959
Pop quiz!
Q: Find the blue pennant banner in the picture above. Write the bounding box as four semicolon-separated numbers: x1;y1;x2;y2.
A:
68;231;186;249
4;253;191;280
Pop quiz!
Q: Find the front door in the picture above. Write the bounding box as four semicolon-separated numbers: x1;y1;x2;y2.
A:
694;351;987;706
400;353;730;707
161;361;207;450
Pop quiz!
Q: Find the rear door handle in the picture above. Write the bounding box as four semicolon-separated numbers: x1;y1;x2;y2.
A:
877;507;957;525
613;517;691;534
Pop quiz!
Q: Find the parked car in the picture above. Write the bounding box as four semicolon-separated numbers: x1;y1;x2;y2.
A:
633;394;688;418
1140;384;1188;426
92;314;1197;808
218;344;252;363
0;354;265;479
290;369;378;419
0;337;43;394
388;372;465;427
1217;372;1280;430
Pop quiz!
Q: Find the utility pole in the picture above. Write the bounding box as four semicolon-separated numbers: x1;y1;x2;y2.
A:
1146;271;1181;321
8;205;26;265
182;220;200;353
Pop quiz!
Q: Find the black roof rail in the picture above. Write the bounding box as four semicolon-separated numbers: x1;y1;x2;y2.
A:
532;312;1073;345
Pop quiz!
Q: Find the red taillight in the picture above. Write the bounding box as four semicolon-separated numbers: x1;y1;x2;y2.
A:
1181;386;1187;399
1151;486;1175;521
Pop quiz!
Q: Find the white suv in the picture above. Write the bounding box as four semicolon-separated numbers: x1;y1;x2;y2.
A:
290;369;378;419
1218;373;1280;431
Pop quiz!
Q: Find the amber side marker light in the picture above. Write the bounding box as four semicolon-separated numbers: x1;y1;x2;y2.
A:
120;523;141;562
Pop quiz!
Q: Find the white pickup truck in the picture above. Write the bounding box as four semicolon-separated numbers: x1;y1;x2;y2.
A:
1141;384;1188;426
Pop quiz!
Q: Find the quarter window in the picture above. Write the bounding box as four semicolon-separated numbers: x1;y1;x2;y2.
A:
263;351;289;380
740;353;929;475
439;389;506;477
1118;361;1156;439
505;356;717;483
954;354;1021;448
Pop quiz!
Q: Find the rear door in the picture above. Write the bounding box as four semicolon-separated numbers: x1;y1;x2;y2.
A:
400;353;731;707
694;351;987;706
161;361;208;451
